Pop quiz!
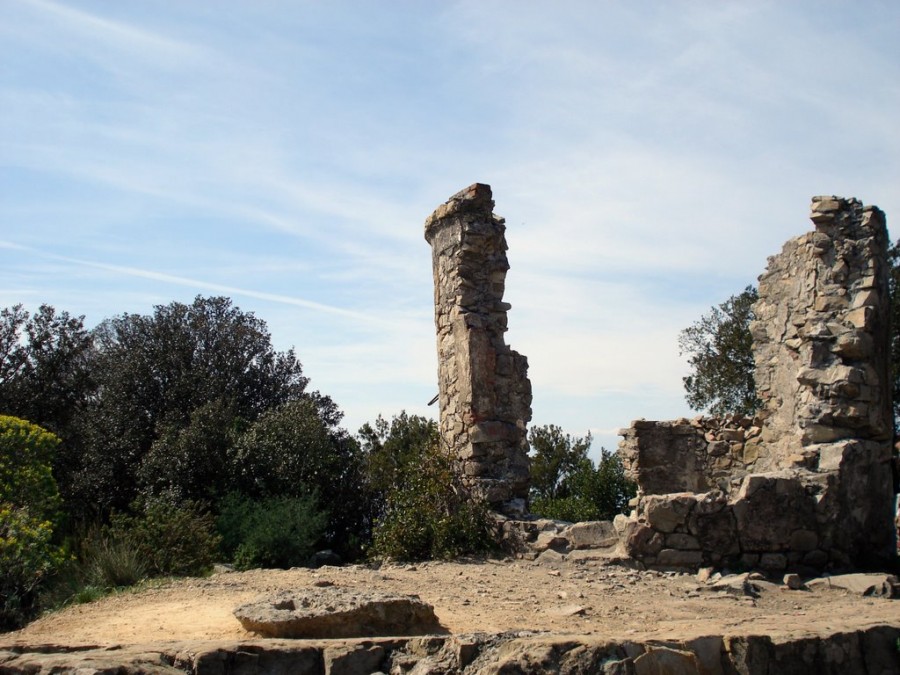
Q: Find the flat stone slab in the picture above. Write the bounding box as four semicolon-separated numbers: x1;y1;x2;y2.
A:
807;573;900;598
233;587;443;638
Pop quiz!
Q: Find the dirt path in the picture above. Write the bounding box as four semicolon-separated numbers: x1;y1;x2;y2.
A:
4;556;900;648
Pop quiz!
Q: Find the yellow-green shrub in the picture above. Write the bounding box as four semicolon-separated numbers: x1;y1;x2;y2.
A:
0;416;65;629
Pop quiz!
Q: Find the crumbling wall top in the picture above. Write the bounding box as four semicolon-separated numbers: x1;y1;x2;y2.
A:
424;183;497;237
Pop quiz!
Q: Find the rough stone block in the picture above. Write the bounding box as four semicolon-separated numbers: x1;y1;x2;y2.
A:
655;549;704;568
641;493;696;533
562;520;619;550
665;533;700;550
234;588;442;639
622;520;664;557
758;553;787;571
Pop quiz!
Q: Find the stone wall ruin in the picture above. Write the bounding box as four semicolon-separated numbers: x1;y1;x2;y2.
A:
424;184;532;506
423;186;894;573
616;196;895;573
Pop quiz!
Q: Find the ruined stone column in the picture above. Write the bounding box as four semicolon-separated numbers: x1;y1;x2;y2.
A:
752;196;892;458
751;196;894;566
424;184;532;506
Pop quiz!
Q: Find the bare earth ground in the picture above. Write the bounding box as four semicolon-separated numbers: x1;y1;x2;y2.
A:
3;554;900;650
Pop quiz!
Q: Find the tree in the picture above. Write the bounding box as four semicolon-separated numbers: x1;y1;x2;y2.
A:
528;424;636;522
678;286;760;416
230;398;354;498
229;399;365;556
889;240;900;433
73;295;333;516
528;425;593;501
0;304;94;509
137;398;244;504
0;304;94;435
564;449;636;520
358;411;440;519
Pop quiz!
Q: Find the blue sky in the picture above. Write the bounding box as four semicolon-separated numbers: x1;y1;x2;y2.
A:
2;1;899;457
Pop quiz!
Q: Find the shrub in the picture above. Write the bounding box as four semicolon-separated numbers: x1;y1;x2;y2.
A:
217;493;327;570
107;494;221;578
370;444;494;561
530;495;599;523
0;415;60;519
0;416;65;629
229;400;367;559
0;506;66;629
530;450;636;523
80;530;147;588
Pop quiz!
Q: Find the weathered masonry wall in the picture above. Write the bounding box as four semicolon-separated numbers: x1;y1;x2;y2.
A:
618;415;763;495
616;197;895;573
752;196;892;460
424;184;532;505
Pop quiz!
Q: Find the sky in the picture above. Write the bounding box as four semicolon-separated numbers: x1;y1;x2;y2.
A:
1;1;899;458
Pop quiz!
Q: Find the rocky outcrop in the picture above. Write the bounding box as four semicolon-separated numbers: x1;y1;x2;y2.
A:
617;196;896;572
3;626;900;674
496;516;624;560
424;184;532;506
233;588;443;639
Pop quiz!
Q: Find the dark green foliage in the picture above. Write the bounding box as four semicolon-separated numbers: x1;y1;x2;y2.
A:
104;494;220;577
581;448;637;518
358;411;440;522
138;399;244;504
530;450;636;522
230;399;365;556
217;493;327;570
75;295;317;515
0;306;93;512
0;305;93;437
678;286;761;416
365;412;494;561
0;417;66;629
889;240;900;433
528;424;593;501
528;425;636;523
231;399;346;497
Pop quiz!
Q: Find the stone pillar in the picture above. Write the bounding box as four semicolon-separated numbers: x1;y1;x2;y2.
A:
751;196;892;461
424;184;532;506
751;196;894;566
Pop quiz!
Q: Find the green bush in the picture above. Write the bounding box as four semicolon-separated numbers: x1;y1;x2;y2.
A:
80;530;147;588
217;493;327;570
0;416;65;629
0;505;66;629
530;450;636;523
106;494;220;577
370;444;494;561
530;495;598;523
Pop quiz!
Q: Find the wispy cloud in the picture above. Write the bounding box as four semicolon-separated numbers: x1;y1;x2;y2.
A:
14;0;208;66
2;0;899;438
0;240;395;326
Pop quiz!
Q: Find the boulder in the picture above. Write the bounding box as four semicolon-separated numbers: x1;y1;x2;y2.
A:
561;520;619;549
807;573;900;598
234;587;443;638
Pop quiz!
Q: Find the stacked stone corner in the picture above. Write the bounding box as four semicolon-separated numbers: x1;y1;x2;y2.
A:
616;196;895;573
